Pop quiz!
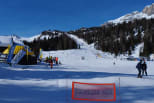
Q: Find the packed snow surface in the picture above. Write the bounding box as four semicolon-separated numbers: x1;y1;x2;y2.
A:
0;35;154;103
131;43;144;58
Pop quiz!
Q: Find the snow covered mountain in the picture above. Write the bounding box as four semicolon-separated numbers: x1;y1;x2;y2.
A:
21;30;64;42
143;3;154;15
107;3;154;24
20;34;41;42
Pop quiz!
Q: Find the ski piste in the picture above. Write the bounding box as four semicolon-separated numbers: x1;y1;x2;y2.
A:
0;34;154;103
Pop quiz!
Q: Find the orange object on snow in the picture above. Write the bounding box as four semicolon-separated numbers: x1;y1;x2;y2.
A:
55;57;58;64
55;57;58;61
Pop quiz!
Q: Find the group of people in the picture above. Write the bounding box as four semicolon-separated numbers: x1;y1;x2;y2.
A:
136;58;148;78
45;56;59;68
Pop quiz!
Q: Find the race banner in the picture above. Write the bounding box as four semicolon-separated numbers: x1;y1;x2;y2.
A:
11;49;26;64
7;44;16;63
72;82;116;101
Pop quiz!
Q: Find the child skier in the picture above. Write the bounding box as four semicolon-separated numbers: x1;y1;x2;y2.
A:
142;59;148;76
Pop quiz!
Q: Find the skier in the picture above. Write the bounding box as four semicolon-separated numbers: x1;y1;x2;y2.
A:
50;56;52;61
136;60;142;78
53;57;56;63
59;60;62;65
142;59;148;76
50;59;53;69
55;57;58;65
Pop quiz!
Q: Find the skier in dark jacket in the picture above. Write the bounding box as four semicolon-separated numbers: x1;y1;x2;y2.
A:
136;60;142;78
142;60;148;76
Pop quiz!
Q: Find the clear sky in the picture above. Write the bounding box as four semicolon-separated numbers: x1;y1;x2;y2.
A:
0;0;153;37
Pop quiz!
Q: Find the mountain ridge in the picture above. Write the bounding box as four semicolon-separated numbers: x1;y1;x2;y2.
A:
106;3;154;25
143;3;154;15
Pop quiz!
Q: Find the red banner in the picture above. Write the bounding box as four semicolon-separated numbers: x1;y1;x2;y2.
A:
72;82;116;101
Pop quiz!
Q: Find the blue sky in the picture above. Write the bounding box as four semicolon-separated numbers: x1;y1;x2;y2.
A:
0;0;153;37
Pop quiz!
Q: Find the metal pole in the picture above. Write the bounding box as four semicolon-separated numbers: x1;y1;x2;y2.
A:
66;75;69;103
119;77;121;103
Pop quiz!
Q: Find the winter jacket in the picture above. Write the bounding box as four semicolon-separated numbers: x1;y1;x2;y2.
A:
136;62;142;70
142;62;147;70
55;57;58;61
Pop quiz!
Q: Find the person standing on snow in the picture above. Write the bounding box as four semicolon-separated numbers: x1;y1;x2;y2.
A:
142;59;148;76
55;57;58;65
136;60;142;78
50;59;53;69
53;57;56;63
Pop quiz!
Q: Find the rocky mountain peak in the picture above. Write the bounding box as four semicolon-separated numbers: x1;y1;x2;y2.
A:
142;3;154;15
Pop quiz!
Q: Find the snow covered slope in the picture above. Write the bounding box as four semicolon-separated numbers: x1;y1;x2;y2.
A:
131;43;144;57
0;31;154;103
21;34;41;42
21;31;63;42
0;42;154;103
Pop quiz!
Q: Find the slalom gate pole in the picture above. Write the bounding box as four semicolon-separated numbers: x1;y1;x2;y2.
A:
119;77;121;103
26;47;28;65
66;75;69;103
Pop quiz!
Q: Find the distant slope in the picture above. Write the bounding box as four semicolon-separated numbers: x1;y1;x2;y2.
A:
66;33;88;49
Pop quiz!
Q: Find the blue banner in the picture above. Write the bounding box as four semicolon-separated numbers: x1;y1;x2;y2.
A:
11;49;26;64
7;44;16;63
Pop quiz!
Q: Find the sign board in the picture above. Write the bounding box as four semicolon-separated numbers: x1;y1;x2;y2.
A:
72;82;116;101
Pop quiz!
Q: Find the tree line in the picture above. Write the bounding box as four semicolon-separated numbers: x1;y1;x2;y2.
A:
24;30;77;57
70;18;154;57
23;18;154;57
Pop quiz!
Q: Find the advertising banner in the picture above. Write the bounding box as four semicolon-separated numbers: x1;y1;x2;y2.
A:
7;44;16;63
72;82;116;101
11;49;26;64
